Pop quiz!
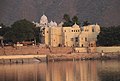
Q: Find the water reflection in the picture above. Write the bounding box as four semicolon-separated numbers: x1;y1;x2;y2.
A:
98;60;120;81
0;60;119;81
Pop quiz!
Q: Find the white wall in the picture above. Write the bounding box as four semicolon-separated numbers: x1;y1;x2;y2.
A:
75;47;87;53
96;46;120;53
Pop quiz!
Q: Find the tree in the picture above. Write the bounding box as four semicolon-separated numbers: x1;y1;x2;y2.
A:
0;23;10;36
83;20;90;26
72;16;80;25
97;25;120;46
34;27;40;43
63;14;70;22
4;19;35;43
62;14;73;27
62;14;80;27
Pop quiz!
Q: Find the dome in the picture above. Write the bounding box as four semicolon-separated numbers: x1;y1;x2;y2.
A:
49;21;54;27
41;14;47;20
53;21;57;27
40;14;48;25
58;22;64;27
49;21;58;27
72;23;79;28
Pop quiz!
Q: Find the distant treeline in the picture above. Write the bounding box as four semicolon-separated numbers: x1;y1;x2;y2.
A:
97;25;120;46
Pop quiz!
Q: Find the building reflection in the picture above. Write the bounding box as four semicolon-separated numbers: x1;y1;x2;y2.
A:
46;61;99;81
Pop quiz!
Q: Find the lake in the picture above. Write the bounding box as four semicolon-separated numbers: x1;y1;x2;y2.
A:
0;60;120;81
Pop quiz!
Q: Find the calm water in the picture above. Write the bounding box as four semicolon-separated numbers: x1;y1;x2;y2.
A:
0;60;120;81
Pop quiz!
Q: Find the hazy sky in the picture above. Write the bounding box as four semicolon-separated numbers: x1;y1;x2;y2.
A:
0;0;120;26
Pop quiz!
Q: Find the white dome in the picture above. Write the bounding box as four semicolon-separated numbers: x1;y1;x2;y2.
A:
72;23;79;28
58;22;64;27
41;14;47;20
53;21;57;27
49;21;58;27
49;21;54;27
40;14;48;25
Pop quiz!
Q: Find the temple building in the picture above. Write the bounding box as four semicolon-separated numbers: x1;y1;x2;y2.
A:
34;14;100;49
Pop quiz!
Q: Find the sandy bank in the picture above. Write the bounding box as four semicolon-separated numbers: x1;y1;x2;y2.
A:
0;52;120;63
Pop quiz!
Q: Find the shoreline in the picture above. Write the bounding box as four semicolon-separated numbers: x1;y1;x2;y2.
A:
0;53;120;64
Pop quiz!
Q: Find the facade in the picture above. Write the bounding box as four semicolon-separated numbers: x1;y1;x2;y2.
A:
34;15;100;48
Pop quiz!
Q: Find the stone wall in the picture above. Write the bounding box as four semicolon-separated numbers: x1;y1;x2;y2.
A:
0;46;73;55
0;46;120;55
50;47;73;54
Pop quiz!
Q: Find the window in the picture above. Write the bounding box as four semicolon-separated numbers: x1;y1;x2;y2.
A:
72;30;73;32
85;38;87;41
91;43;93;47
81;44;83;47
64;30;66;32
74;30;75;32
47;31;48;33
76;30;77;32
71;38;74;41
75;37;79;42
92;28;94;32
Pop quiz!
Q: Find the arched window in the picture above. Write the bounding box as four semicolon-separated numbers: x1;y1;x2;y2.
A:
81;44;83;47
92;28;94;32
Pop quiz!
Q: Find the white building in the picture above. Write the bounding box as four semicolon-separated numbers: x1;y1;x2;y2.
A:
34;15;100;49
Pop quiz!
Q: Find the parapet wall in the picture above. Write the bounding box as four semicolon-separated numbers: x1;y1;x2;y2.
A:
74;46;120;53
96;46;120;53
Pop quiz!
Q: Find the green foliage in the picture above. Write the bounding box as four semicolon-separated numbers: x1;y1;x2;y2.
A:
63;14;70;22
72;16;80;25
62;14;92;27
97;25;120;46
0;23;10;36
34;27;40;43
62;14;80;27
4;19;35;43
82;20;90;26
